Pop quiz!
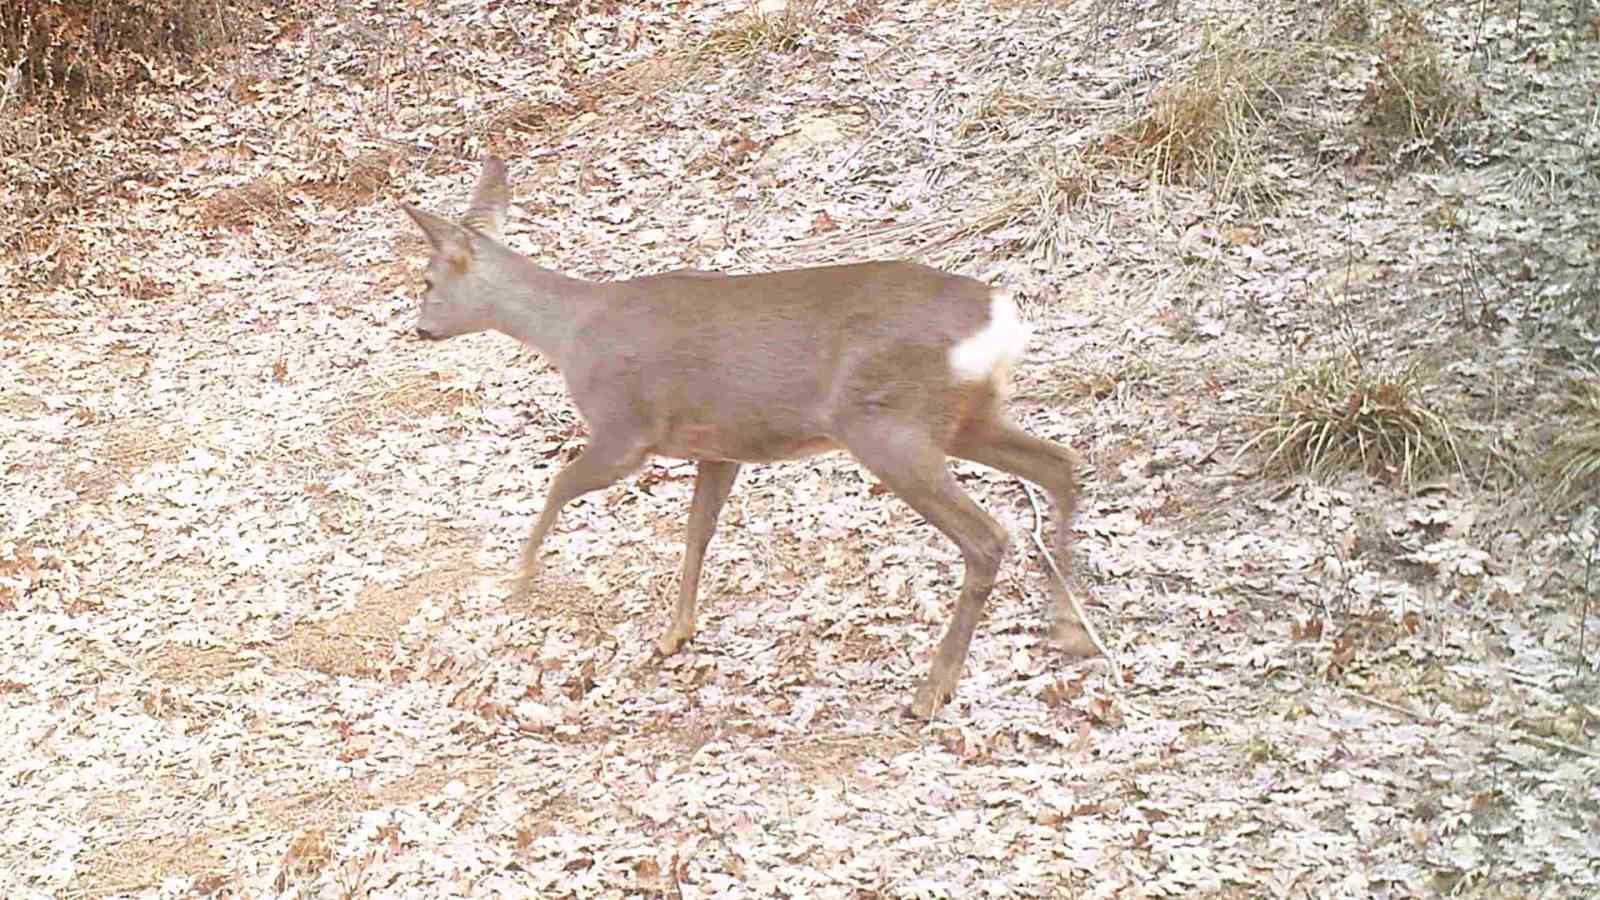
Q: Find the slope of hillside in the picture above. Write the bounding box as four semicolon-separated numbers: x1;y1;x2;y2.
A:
2;0;1597;896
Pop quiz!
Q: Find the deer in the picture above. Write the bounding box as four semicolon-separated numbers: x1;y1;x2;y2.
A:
400;157;1098;718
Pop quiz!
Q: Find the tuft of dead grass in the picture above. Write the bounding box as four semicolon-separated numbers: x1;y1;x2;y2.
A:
323;368;478;442
1357;1;1475;161
695;0;816;60
1238;351;1465;489
198;149;402;233
1325;0;1377;44
485;96;590;141
199;174;298;233
610;0;817;92
1090;0;1475;202
142;645;252;686
954;87;1056;141
1004;147;1099;266
2;2;289;284
1027;355;1157;404
1548;372;1600;507
70;829;234;900
268;554;477;679
308;149;401;210
1098;24;1314;208
807;146;1099;268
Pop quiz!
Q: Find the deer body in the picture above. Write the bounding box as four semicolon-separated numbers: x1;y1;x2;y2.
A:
511;261;1009;462
403;159;1094;718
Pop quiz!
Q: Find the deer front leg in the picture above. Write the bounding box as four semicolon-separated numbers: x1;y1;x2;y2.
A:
658;459;741;657
514;434;647;596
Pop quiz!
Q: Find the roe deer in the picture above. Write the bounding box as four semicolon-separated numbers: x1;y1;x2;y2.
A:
401;157;1097;718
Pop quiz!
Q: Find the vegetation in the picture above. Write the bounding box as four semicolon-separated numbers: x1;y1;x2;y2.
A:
1100;25;1314;207
1;0;242;113
1550;372;1600;508
1094;0;1475;206
4;0;1597;894
1239;352;1465;488
1355;0;1477;159
695;0;816;60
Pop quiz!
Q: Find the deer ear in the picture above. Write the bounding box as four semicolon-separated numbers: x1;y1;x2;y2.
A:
462;157;509;239
402;202;472;256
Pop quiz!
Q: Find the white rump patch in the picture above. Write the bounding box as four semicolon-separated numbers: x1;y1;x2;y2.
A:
948;289;1031;386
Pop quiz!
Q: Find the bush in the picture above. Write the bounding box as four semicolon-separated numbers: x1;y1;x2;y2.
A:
1359;2;1475;159
0;0;238;113
1239;351;1466;488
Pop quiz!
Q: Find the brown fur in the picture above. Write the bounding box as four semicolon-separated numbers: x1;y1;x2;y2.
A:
400;158;1096;718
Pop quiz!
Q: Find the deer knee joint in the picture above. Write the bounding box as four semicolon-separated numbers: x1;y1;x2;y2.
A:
969;523;1008;574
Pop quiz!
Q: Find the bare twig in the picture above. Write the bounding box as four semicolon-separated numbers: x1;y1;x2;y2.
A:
1344;689;1600;760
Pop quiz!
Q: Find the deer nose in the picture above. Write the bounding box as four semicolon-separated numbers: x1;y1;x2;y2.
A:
415;326;437;341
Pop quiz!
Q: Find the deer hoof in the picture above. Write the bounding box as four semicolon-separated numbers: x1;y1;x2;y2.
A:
1052;620;1099;659
510;569;539;598
654;626;692;658
908;681;952;720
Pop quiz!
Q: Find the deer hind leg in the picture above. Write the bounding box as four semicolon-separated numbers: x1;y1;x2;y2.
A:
841;419;1010;718
658;459;741;657
514;433;647;596
950;417;1097;658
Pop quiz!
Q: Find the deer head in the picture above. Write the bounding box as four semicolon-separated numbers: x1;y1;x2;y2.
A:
400;158;512;341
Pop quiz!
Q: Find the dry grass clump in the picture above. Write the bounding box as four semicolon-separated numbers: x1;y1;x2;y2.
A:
1093;1;1475;201
1239;351;1465;488
1327;0;1376;43
1;0;263;282
325;369;478;444
954;88;1056;141
198;175;297;233
0;0;240;114
486;96;590;139
307;149;401;210
1029;355;1157;404
605;1;816;95
1548;373;1600;507
940;148;1099;267
1356;2;1476;160
199;150;400;233
693;1;816;61
1100;26;1313;207
1013;148;1099;266
786;144;1099;269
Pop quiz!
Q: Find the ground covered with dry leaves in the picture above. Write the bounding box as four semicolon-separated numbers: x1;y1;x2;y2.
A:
3;0;1599;897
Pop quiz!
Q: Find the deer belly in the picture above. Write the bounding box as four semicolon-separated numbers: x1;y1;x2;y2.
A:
657;424;840;463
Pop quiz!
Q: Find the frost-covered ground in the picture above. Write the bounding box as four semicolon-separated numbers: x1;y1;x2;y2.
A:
2;0;1597;896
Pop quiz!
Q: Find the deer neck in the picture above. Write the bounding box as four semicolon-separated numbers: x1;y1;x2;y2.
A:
478;246;599;372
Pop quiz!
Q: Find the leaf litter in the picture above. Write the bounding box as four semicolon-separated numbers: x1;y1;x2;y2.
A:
1;0;1599;897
